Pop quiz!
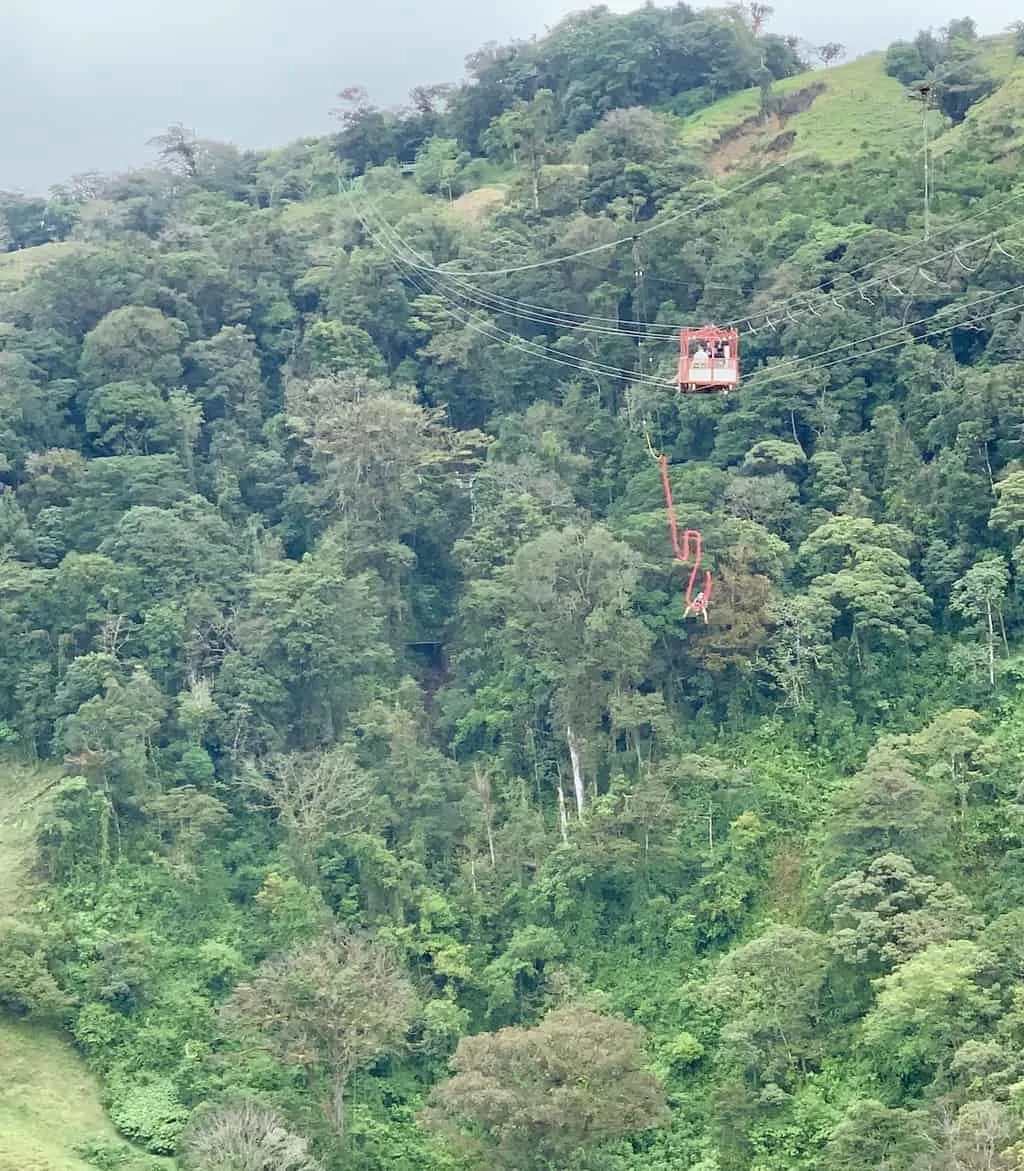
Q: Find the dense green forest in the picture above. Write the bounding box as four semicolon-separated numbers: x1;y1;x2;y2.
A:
6;4;1024;1168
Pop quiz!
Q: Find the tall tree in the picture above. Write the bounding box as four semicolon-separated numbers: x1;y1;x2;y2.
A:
78;307;187;391
424;1007;668;1169
817;42;847;67
242;745;375;880
483;89;558;212
500;523;652;817
705;924;830;1087
798;516;932;668
284;372;489;537
949;554;1009;686
149;123;201;177
827;852;980;974
215;534;392;752
861;939;999;1092
222;928;418;1134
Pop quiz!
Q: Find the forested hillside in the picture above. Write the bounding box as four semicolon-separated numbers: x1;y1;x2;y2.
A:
5;5;1024;1169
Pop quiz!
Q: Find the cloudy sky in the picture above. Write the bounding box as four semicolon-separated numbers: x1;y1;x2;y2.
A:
3;0;1020;194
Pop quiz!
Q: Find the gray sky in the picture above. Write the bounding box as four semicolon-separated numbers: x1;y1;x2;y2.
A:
3;0;1020;195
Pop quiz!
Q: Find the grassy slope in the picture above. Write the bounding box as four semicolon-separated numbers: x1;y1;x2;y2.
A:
933;39;1024;159
781;55;921;164
0;765;130;1171
680;36;1020;172
0;1022;125;1171
0;243;85;292
450;186;507;220
679;53;921;168
0;766;58;915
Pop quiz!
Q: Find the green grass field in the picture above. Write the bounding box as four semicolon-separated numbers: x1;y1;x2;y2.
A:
680;52;923;167
0;242;84;292
933;47;1024;159
0;764;159;1171
680;36;1022;172
0;1020;130;1171
779;54;922;164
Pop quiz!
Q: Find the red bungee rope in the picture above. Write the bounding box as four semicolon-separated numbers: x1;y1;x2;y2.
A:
657;452;712;621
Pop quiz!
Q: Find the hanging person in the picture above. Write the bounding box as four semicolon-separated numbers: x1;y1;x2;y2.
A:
684;590;710;623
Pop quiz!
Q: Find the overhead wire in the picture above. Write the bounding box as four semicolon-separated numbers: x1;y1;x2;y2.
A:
354;176;1024;348
333;161;1024;637
351;178;1024;401
357;180;997;357
455;212;1014;336
565;177;1024;297
744;287;1024;389
333;177;648;388
356;179;1024;407
418;210;1020;343
725;223;1024;331
387;155;803;279
344;164;1024;641
723;178;1024;325
382;161;1024;291
352;186;680;338
735;281;1024;386
344;156;1024;404
349;194;671;386
355;190;670;348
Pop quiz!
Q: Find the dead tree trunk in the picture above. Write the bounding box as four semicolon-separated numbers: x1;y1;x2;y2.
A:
566;725;585;816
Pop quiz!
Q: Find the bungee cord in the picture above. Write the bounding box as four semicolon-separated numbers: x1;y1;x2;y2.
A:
342;160;1024;634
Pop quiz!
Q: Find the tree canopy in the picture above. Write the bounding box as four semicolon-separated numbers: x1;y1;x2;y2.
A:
4;10;1024;1171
